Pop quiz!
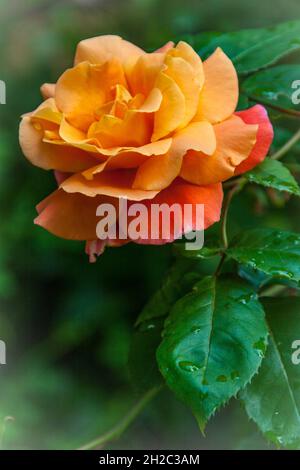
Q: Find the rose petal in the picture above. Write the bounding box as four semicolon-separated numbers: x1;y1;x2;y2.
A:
75;35;144;76
196;48;238;123
137;88;163;113
35;190;114;240
82;138;173;179
40;83;55;100
234;105;274;175
152;72;185;141
85;239;107;262
164;54;202;128
61;169;159;200
31;98;61;125
129;53;166;96
59;116;87;142
172;41;204;78
19;116;100;171
89;110;151;148
180;115;258;185
54;170;71;185
55;61;126;131
85;237;129;262
129;178;223;244
155;41;175;53
133;121;216;190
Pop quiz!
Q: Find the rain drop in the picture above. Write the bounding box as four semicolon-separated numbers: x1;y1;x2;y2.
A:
178;361;200;373
253;338;267;358
231;371;240;380
216;375;227;382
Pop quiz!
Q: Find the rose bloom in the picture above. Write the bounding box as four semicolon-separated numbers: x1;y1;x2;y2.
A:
19;36;273;261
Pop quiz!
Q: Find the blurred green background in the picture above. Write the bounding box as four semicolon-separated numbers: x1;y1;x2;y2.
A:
0;0;300;450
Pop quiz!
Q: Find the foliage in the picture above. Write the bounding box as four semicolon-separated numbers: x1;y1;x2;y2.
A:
129;19;300;450
1;0;300;450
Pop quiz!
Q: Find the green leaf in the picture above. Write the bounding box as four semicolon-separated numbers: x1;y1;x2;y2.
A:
178;31;221;52
227;228;300;283
128;318;164;394
131;259;203;392
188;21;300;75
173;244;221;259
245;159;300;196
237;93;249;111
135;259;201;326
242;65;300;116
238;264;271;290
157;276;267;431
241;297;300;449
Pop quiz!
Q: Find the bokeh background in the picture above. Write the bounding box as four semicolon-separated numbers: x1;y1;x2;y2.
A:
0;0;300;450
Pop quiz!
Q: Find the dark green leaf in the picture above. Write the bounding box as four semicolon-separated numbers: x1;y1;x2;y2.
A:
245;159;300;196
238;264;271;290
131;259;204;393
237;93;249;111
227;229;300;283
178;31;221;52
157;276;267;430
187;21;300;75
242;65;300;116
173;244;221;259
135;259;201;325
241;297;300;449
128;318;164;394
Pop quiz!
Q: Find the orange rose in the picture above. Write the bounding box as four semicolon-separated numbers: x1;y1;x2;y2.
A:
19;35;273;260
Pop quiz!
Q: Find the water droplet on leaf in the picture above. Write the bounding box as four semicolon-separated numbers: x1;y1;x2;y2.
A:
253;338;267;357
216;375;227;382
231;371;240;380
178;361;200;373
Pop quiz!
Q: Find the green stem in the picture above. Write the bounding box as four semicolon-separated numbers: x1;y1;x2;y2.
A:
214;253;226;277
215;179;246;276
271;128;300;161
78;386;162;451
223;177;244;189
221;180;246;249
